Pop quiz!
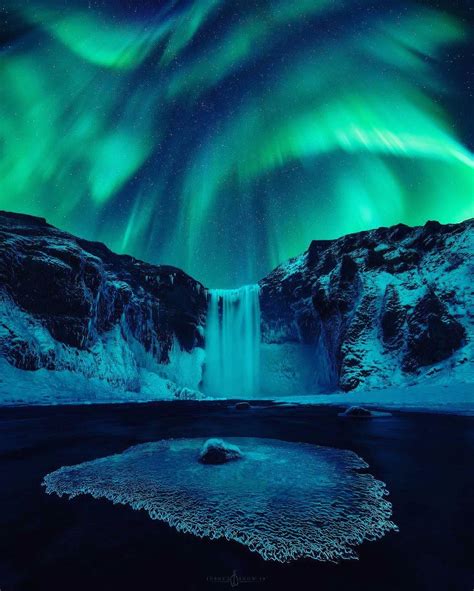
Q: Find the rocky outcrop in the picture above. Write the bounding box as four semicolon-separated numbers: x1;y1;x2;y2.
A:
0;211;207;395
259;219;473;392
404;290;466;371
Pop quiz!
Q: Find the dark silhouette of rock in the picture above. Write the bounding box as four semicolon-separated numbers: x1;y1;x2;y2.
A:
366;247;385;268
311;282;333;319
340;255;358;283
199;438;243;464
307;241;333;269
235;401;251;410
404;290;465;371
341;406;373;417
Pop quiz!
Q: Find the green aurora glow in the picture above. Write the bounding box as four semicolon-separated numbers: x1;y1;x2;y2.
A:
1;0;473;286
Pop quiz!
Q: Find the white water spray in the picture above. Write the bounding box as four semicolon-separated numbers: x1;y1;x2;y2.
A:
204;285;261;398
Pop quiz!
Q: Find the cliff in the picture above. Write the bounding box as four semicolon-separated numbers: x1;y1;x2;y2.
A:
259;219;473;393
0;211;207;403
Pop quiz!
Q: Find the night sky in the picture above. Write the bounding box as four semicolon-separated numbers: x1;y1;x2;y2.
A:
1;0;473;287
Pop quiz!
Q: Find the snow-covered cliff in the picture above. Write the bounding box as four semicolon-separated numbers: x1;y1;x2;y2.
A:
0;211;207;404
259;219;473;394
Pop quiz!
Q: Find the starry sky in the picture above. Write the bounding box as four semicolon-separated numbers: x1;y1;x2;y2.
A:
1;0;473;287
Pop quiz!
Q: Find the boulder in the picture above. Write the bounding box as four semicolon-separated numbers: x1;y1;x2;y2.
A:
199;438;243;464
341;406;373;417
235;401;251;410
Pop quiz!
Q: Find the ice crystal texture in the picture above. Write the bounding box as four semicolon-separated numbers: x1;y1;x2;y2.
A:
43;437;398;562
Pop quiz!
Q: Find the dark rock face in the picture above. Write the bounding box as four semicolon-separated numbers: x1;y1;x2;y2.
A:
380;284;405;349
259;218;473;391
404;291;466;371
0;211;207;389
340;255;358;283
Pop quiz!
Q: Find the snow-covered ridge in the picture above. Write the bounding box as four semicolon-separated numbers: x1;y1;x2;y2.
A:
259;218;474;393
0;211;207;404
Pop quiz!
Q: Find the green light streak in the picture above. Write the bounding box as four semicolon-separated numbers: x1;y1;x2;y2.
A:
23;7;173;69
0;0;472;287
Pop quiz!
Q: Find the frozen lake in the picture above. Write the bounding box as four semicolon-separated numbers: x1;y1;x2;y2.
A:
0;401;473;590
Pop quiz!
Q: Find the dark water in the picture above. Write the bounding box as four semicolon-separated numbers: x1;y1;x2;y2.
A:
0;401;473;591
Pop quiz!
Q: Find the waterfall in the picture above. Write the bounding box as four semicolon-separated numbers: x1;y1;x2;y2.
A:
204;285;261;398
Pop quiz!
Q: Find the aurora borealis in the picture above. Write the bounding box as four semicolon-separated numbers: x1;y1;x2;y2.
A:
1;1;473;286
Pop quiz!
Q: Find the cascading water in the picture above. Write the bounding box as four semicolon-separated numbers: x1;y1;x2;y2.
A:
204;285;260;398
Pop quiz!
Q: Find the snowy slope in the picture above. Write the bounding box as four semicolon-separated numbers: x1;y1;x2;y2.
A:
259;219;473;394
